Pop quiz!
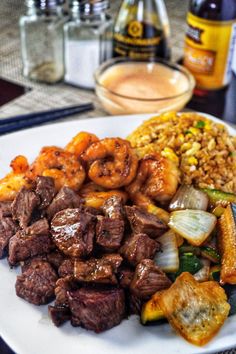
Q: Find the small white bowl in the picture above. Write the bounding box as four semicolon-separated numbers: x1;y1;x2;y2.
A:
95;57;195;115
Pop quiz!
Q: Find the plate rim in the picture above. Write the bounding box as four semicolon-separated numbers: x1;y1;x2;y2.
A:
0;111;235;142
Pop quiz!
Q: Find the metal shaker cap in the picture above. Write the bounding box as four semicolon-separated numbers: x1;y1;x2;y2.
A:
26;0;65;9
70;0;109;14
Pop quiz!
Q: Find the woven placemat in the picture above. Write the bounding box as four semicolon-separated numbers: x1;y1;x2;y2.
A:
0;1;235;354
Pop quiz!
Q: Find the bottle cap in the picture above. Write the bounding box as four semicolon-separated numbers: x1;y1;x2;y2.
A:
26;0;65;9
70;0;109;14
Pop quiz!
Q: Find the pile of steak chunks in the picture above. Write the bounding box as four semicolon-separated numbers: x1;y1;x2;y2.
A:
0;176;172;333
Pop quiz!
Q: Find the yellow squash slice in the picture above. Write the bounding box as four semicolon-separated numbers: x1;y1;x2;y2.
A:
141;291;165;325
158;272;230;346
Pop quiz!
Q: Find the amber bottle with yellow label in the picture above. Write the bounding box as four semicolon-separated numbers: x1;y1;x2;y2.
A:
183;0;236;90
113;0;171;60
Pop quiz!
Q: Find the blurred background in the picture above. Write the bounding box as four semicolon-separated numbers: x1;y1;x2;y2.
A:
0;0;188;117
1;0;236;123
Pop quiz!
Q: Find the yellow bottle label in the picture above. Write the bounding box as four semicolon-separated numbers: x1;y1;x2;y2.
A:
184;12;236;89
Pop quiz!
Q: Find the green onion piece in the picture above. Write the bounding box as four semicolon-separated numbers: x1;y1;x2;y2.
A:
195;120;206;128
229;152;235;157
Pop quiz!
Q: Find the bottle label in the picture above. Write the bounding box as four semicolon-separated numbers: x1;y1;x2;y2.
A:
184;12;236;89
113;21;169;59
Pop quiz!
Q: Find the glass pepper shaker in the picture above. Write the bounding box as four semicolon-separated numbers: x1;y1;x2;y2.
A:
64;0;113;89
19;0;65;84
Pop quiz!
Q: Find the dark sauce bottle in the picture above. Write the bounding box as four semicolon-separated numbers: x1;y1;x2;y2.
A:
183;0;236;91
113;0;171;60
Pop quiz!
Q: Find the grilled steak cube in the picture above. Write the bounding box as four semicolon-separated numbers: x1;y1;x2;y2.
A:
101;253;123;271
21;251;65;273
35;176;56;210
8;231;55;266
0;217;18;258
125;206;167;238
74;259;117;284
58;259;74;278
128;293;143;315
83;206;101;216
55;276;78;307
25;218;49;236
103;195;124;219
21;256;47;273
119;233;160;266
118;267;134;288
47;187;82;220
68;287;126;332
15;260;58;305
96;196;125;251
130;259;171;299
12;187;40;229
51;208;95;258
46;250;66;270
0;201;12;218
48;305;71;327
96;216;124;251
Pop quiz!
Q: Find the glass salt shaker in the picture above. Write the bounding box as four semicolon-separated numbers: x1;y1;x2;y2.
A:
64;0;113;89
19;0;65;84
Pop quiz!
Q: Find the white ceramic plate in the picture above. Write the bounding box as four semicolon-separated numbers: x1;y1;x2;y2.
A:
0;113;235;354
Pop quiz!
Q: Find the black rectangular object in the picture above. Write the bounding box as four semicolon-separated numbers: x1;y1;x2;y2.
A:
0;78;30;107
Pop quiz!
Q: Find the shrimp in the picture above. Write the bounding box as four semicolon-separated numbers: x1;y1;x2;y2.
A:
82;138;138;189
0;155;30;201
127;154;180;203
79;182;128;209
65;131;99;157
10;155;29;174
26;146;86;191
126;154;180;224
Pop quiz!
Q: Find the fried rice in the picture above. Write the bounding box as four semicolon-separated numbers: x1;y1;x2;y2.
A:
127;112;236;193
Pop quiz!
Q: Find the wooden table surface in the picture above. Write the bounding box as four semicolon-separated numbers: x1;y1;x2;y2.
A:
0;1;235;353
